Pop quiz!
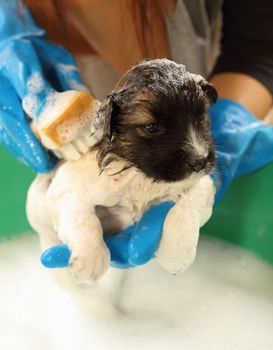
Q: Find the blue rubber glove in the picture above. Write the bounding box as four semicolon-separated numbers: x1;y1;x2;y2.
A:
210;99;273;204
42;201;175;269
0;0;86;172
41;98;273;269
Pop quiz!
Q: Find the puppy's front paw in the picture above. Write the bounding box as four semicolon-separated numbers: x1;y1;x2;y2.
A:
69;242;110;284
156;241;197;274
155;207;199;274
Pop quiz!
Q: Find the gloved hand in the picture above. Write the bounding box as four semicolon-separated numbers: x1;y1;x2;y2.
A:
42;201;175;269
42;98;273;269
210;98;273;204
0;0;86;172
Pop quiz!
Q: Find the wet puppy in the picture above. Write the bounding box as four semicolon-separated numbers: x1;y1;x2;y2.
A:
27;59;217;283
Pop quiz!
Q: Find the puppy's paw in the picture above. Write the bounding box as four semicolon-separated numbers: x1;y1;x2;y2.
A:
69;242;110;284
155;203;200;274
156;242;197;274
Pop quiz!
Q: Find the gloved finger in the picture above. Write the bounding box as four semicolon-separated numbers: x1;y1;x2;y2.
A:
128;201;175;266
32;38;87;92
40;203;175;269
0;75;56;172
41;244;71;268
41;225;137;269
104;224;137;269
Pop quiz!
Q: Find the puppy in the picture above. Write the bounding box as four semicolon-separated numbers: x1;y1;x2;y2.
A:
27;59;217;284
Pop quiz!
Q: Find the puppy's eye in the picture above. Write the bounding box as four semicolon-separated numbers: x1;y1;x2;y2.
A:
144;123;161;135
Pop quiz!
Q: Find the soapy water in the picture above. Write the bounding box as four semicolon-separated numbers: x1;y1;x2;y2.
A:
0;234;272;350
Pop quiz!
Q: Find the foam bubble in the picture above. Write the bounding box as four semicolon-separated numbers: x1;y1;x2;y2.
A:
22;95;40;118
26;72;44;94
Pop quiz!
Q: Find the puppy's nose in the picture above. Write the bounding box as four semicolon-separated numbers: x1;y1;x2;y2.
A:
188;157;207;172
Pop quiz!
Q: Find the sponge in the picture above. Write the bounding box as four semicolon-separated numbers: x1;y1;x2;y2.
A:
31;90;101;160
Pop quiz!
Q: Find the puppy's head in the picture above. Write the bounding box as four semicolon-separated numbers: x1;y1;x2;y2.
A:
93;59;217;182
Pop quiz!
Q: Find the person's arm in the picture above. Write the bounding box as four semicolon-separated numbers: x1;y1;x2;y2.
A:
210;73;272;118
65;0;171;75
211;0;273;118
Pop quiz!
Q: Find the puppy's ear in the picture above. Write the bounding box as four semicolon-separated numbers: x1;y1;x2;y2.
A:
199;80;218;105
93;93;121;142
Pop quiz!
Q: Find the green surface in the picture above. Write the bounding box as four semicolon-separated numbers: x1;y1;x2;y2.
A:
202;163;273;265
0;147;34;238
0;145;273;265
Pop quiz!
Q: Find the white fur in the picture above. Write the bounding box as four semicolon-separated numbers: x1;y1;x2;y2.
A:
27;151;215;284
188;127;209;158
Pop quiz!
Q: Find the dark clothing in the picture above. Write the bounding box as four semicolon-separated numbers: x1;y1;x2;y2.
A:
213;0;273;94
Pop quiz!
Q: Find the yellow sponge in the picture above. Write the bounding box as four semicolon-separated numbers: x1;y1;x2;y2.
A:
31;91;101;160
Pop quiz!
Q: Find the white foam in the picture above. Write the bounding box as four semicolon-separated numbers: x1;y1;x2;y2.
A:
0;234;272;350
57;63;88;91
22;94;40;119
26;72;44;94
39;91;79;125
36;92;100;150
